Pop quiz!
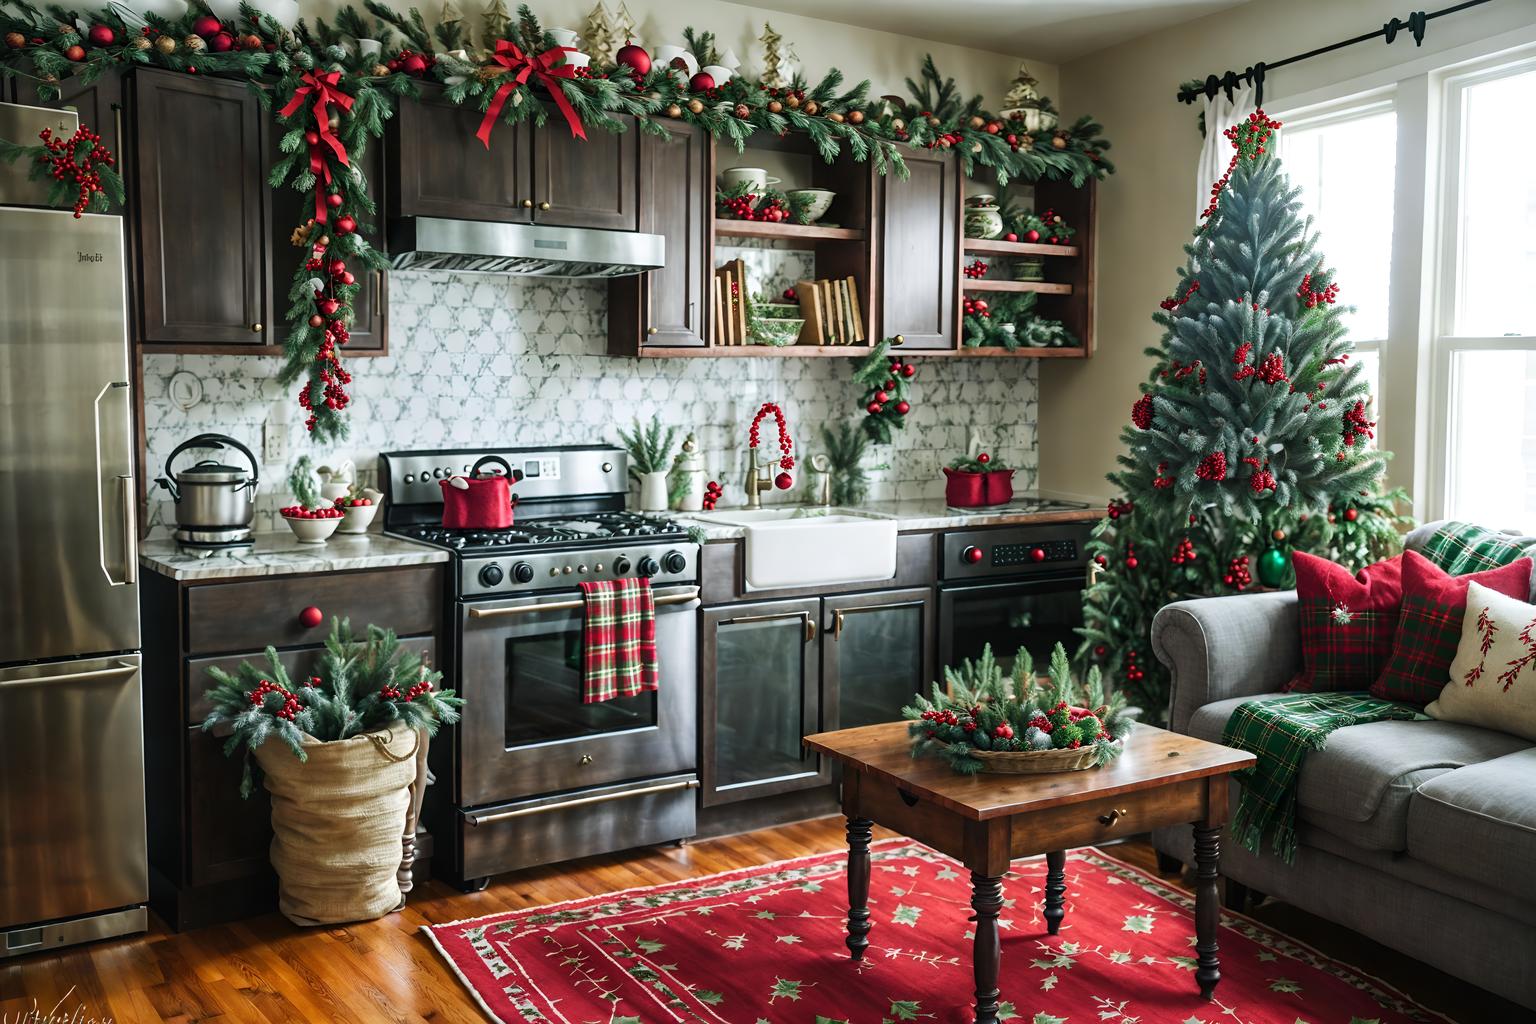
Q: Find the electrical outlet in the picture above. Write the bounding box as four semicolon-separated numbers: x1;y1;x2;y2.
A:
263;412;288;466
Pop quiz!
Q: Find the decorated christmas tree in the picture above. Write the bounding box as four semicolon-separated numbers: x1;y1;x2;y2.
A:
1078;111;1408;720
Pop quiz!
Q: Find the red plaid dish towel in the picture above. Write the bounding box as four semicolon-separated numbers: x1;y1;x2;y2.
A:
578;577;658;703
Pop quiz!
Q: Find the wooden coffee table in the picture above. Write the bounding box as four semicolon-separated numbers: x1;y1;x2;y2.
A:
803;723;1255;1024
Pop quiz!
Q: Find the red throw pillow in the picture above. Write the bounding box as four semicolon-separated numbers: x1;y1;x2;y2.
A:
1288;552;1404;692
1371;551;1532;704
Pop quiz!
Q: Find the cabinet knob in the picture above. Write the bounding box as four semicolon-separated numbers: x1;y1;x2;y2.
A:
521;198;534;209
646;326;658;336
538;201;551;211
251;322;264;333
892;334;905;346
299;605;324;629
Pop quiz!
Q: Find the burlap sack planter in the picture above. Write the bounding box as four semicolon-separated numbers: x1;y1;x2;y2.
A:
253;725;428;927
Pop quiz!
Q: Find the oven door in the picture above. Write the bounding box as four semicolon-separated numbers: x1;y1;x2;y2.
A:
457;584;700;806
937;572;1085;676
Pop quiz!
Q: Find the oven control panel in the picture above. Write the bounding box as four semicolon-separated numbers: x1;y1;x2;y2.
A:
461;542;698;598
941;524;1093;581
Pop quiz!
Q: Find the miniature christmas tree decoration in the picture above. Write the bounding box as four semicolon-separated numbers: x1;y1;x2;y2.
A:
759;23;784;88
481;0;510;44
610;2;637;54
583;2;615;65
1001;62;1057;132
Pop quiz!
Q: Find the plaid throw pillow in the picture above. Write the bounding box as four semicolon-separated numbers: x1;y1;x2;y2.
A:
1419;521;1536;576
1371;552;1532;704
1288;552;1403;693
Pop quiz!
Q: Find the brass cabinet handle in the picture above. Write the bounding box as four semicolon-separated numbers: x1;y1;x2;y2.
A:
892;334;905;346
538;201;551;211
1097;808;1129;827
578;754;594;765
521;198;534;208
647;326;658;335
832;609;845;639
804;617;817;643
251;322;264;333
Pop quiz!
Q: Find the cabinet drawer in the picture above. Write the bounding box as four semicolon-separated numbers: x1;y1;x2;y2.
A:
185;565;444;655
186;636;437;721
1008;779;1209;858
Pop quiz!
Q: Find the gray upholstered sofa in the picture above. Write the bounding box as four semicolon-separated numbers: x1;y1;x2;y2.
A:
1149;523;1536;1011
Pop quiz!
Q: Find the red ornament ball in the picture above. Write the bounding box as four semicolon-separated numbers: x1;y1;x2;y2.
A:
689;71;716;92
308;314;324;328
615;41;651;76
334;215;357;235
401;53;428;75
1125;556;1139;569
874;390;889;404
209;31;234;52
298;605;324;628
86;24;115;46
1344;507;1358;522
326;192;343;209
317;297;340;316
895;401;910;415
63;44;85;60
774;472;793;491
304;130;320;145
901;364;915;378
1024;229;1040;242
977;452;990;464
191;14;221;38
866;401;883;414
339;271;355;285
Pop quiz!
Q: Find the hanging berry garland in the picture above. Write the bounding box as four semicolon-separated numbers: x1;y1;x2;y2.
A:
0;121;123;217
748;402;795;489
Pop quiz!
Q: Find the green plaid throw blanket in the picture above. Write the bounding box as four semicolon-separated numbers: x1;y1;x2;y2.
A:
1223;692;1426;864
1419;521;1536;575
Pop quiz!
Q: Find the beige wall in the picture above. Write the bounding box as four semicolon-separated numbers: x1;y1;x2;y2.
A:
321;0;1052;101
1038;0;1533;502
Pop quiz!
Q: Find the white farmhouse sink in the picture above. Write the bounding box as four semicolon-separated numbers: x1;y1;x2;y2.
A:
695;507;898;591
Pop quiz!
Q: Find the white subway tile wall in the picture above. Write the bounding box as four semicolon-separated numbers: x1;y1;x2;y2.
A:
141;271;1038;537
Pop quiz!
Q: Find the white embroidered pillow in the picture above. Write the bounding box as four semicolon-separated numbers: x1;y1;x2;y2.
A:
1434;580;1536;741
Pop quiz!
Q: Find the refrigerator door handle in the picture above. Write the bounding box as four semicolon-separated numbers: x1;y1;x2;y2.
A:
119;473;137;585
0;660;138;689
94;381;133;587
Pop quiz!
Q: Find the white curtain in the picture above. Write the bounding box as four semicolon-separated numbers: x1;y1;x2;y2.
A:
1195;83;1259;225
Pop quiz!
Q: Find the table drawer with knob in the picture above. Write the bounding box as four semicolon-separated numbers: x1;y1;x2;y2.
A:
1008;779;1210;858
184;565;444;655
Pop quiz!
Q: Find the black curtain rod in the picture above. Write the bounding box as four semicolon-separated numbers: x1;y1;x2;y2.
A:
1175;0;1497;106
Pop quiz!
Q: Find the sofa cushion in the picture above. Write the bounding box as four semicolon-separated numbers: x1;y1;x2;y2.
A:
1189;695;1529;851
1288;552;1403;693
1431;581;1536;742
1408;748;1536;905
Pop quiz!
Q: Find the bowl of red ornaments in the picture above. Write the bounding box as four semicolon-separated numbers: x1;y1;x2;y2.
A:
280;504;344;544
333;491;379;535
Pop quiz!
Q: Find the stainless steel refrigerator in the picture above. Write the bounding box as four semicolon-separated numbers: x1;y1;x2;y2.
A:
0;102;148;957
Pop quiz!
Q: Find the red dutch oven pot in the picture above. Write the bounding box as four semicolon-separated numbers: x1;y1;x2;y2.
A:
441;455;519;530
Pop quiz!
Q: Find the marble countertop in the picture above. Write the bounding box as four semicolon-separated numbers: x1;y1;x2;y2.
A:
679;496;1102;541
140;528;449;581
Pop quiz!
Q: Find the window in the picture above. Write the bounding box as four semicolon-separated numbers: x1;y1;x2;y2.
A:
1438;58;1536;528
1280;103;1396;431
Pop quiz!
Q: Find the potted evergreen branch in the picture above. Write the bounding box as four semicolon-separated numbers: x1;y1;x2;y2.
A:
202;619;463;926
820;421;870;505
944;450;1014;507
618;416;681;512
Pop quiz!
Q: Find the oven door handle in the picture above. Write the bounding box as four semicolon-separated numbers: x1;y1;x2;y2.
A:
467;586;701;619
466;778;701;825
938;572;1085;597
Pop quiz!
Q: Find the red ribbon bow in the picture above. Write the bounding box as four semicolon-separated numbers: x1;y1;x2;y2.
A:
278;70;355;224
476;40;585;149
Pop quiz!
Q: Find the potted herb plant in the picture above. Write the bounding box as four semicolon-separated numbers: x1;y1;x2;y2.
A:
202;619;463;926
618;416;681;512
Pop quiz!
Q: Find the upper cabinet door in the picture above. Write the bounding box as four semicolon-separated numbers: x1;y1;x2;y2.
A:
531;110;639;230
388;89;530;222
877;149;960;350
131;70;267;346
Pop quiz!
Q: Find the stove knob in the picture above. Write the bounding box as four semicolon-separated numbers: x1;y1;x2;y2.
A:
577;564;589;574
511;561;534;584
432;467;443;478
963;545;985;565
1031;547;1047;563
661;550;687;574
478;563;504;587
404;474;414;484
613;556;633;575
637;555;660;577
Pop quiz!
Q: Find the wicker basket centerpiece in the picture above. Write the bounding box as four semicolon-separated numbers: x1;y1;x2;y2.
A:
904;642;1139;776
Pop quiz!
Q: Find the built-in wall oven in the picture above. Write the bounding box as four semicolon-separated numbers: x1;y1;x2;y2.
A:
937;522;1095;674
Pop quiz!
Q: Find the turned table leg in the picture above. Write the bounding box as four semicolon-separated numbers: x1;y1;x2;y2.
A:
1043;850;1066;935
970;872;1004;1024
845;817;873;960
1193;824;1221;1000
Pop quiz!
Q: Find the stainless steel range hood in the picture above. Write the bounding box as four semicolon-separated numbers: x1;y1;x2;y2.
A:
388;216;664;278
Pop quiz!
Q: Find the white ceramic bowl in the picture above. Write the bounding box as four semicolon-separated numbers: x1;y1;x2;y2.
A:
124;0;186;19
561;51;591;69
282;513;342;544
787;188;836;223
546;27;579;47
249;0;298;25
335;502;378;535
701;64;733;86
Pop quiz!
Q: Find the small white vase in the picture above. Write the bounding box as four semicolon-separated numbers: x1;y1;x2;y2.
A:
639;471;670;512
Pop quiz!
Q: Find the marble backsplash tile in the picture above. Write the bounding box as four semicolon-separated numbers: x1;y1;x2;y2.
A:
141;271;1037;537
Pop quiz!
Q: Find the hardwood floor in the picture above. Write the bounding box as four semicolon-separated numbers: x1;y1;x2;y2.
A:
1;820;1527;1023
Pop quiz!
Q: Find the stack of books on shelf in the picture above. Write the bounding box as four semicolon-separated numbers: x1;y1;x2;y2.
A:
711;258;749;345
795;277;865;346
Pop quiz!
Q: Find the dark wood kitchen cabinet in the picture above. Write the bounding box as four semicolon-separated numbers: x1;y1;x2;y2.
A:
877;148;960;350
822;587;935;731
389;90;637;230
140;561;445;930
608;121;710;352
129;69;268;347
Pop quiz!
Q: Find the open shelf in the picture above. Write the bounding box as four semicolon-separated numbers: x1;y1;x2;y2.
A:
962;279;1074;295
714;220;868;245
948;346;1089;358
964;238;1080;257
640;345;875;359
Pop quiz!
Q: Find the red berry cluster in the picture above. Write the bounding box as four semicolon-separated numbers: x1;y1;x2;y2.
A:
1124;542;1139;570
1195;451;1227;481
248;679;302;721
37;125;115;218
387;48;433;76
1224;556;1252;590
333;495;373;508
993;722;1014;740
701;480;724;511
303;675;322;688
1123;651;1145;686
918;707;962;726
1201;110;1284;223
1159;278;1200;311
1242;455;1277;494
748;402;794;471
1036;208;1068;244
1342;400;1375;447
385;676;434;703
1130;394;1155;430
963;259;989;280
782;287;797;302
1107;498;1133;519
1297;271;1340;309
281;504;343;519
1159;358;1206;386
962;296;990;319
1152;461;1174;489
1170;537;1198;565
718;190;792;222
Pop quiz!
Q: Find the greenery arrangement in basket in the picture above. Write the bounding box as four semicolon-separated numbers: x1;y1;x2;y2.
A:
202;618;464;797
904;643;1140;774
962;291;1079;350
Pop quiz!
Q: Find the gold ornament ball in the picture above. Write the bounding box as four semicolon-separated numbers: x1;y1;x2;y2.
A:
1272;528;1286;542
317;234;331;247
1051;135;1067;149
154;35;176;53
328;112;340;131
240;33;262;50
766;99;782;113
182;33;206;51
785;94;800;109
927;115;940;127
891;117;905;131
665;103;682;118
4;31;25;48
371;63;390;77
802;100;819;116
687;98;704;114
968;115;984;129
131;35;151;50
848;109;864;124
827;111;843;123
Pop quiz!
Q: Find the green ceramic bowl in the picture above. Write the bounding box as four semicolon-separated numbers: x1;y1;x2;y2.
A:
752;317;806;346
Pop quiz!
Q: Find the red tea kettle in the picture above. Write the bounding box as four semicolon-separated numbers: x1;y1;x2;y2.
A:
441;456;519;530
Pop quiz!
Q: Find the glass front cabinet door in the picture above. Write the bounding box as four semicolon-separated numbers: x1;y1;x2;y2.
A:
823;588;935;731
701;598;826;806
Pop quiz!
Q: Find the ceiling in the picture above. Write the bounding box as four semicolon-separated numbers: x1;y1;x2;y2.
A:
751;0;1254;62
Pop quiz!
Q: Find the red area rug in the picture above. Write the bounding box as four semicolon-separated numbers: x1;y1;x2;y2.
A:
424;840;1451;1024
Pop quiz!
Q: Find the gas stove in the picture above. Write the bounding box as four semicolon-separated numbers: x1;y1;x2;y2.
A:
380;445;698;597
